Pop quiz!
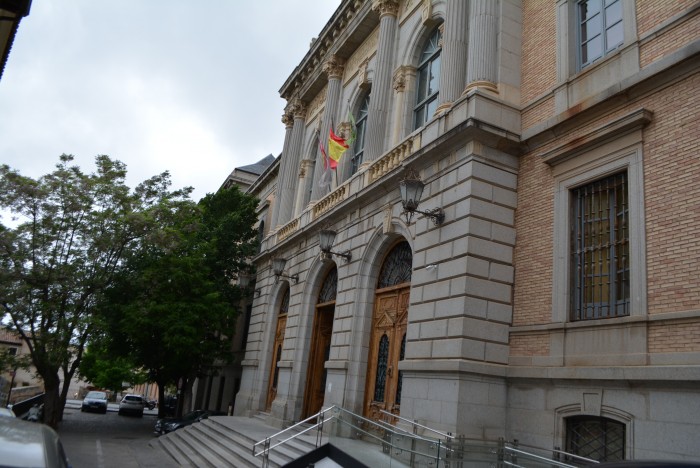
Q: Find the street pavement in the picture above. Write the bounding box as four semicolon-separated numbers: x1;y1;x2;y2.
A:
59;399;177;468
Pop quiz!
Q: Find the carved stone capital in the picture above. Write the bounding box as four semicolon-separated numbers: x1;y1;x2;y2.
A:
322;55;345;80
372;0;399;17
290;98;307;120
281;112;294;128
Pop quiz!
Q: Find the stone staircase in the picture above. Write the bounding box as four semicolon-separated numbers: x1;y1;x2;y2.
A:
151;415;318;467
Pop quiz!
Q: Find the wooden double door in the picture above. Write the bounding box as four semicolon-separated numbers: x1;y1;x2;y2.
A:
363;285;409;421
302;302;335;419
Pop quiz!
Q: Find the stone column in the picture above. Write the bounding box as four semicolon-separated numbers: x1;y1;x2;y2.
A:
311;55;345;201
464;0;499;94
390;66;409;145
270;112;294;230
435;0;469;114
363;0;399;162
294;158;315;217
277;99;307;227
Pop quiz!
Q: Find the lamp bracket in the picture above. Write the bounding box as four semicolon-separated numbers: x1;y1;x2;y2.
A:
322;249;352;263
403;207;445;226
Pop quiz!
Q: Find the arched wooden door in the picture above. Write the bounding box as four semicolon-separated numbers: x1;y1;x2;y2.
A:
364;241;412;422
266;288;289;411
302;268;337;418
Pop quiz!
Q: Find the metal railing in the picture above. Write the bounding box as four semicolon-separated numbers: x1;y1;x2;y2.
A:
253;406;600;468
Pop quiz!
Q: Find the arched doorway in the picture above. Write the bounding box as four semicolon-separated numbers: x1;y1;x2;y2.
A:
364;241;412;421
302;267;337;418
266;288;289;411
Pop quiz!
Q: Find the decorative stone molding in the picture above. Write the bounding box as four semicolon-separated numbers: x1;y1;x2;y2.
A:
367;136;416;184
438;22;445;47
312;185;348;219
277;218;300;243
464;80;499;95
372;0;399;17
393;66;409;92
338;121;353;139
421;0;433;25
322;55;346;79
358;58;371;89
344;29;378;85
307;84;327;121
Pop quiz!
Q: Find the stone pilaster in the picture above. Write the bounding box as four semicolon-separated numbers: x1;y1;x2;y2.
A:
435;0;469;114
464;0;499;94
270;112;294;230
312;55;345;201
363;0;399;162
277;99;307;227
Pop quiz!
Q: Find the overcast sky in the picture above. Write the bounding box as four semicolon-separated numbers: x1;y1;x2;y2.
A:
0;1;340;203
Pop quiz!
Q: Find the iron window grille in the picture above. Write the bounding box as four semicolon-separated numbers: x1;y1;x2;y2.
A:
566;416;625;462
571;172;629;321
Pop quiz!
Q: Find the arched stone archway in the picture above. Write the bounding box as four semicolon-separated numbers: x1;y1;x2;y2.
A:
302;267;338;418
363;240;412;421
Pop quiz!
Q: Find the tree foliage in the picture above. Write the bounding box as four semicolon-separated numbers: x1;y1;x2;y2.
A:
0;155;191;427
93;185;259;417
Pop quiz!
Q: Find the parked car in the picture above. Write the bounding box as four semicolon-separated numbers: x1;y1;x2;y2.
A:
81;390;108;414
154;409;224;435
0;416;72;467
118;394;144;417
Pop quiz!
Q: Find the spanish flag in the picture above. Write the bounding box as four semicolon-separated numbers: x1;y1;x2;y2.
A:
328;129;349;169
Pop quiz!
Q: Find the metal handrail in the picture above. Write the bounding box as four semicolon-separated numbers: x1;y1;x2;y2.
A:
253;405;599;468
505;445;584;468
379;409;453;440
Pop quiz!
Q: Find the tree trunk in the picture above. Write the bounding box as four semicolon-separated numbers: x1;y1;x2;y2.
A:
41;371;62;429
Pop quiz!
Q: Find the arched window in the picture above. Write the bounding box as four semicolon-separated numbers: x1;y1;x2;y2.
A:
566;415;625;462
377;241;413;289
352;92;370;175
413;27;442;129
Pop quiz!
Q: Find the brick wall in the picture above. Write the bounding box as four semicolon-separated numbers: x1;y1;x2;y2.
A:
640;11;700;67
636;0;698;38
521;0;557;105
649;320;700;353
643;72;700;314
510;333;550;357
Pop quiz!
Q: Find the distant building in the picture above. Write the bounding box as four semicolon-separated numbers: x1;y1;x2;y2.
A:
230;0;699;463
1;326;87;404
0;0;31;81
191;153;276;414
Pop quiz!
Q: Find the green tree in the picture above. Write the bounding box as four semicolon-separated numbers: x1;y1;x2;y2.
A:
95;186;259;417
0;155;191;427
79;343;145;394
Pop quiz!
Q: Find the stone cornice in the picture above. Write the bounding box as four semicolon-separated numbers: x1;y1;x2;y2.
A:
279;0;379;102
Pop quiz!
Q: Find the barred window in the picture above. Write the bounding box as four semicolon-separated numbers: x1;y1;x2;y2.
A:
566;416;625;462
571;172;629;320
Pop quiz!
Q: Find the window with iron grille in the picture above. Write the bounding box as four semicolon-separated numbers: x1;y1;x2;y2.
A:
571;172;629;321
577;0;623;69
566;416;625;462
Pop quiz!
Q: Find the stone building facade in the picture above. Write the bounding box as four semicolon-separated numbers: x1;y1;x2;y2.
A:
234;0;700;462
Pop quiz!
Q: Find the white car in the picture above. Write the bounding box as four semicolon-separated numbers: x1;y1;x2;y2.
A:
118;394;144;417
